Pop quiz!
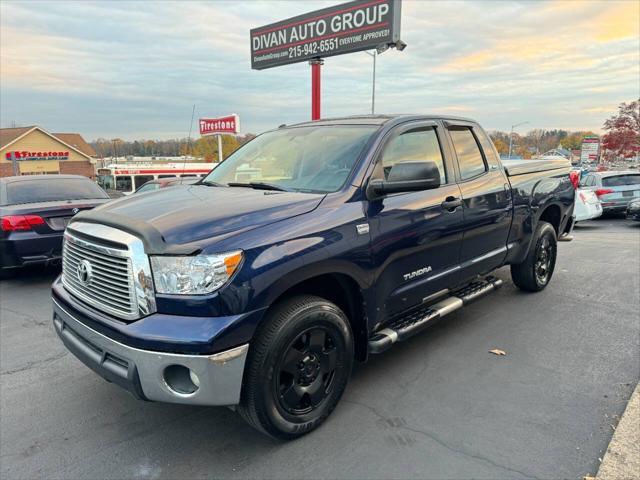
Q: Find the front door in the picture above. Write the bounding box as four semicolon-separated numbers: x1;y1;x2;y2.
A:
365;122;464;326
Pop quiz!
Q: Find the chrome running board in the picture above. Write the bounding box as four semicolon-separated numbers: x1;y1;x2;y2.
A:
368;276;503;354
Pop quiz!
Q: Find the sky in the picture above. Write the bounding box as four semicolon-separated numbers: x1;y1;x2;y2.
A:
1;0;638;141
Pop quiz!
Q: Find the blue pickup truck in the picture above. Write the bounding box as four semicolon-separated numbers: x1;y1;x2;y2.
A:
52;115;575;438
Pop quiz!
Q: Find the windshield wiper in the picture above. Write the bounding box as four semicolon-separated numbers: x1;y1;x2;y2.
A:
227;182;291;192
201;180;224;187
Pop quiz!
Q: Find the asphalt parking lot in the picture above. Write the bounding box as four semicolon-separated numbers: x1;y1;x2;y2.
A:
1;217;639;480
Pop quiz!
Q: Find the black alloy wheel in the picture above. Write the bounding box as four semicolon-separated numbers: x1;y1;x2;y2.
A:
238;295;353;439
511;220;558;292
275;327;338;415
534;235;555;286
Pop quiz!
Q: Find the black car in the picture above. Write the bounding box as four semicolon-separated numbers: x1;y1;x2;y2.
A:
1;175;110;274
627;198;640;221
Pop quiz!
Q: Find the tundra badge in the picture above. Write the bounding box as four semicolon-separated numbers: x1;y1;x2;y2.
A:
403;266;433;281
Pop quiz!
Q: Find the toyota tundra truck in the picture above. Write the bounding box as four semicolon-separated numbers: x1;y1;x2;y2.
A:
52;115;575;439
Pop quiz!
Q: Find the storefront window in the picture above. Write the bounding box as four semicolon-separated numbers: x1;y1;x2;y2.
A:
115;176;133;192
134;175;154;189
97;174;115;190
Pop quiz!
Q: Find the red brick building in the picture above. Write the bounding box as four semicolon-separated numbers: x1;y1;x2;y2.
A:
0;126;96;178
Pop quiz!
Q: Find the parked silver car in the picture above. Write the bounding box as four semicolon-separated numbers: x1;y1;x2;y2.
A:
579;171;640;213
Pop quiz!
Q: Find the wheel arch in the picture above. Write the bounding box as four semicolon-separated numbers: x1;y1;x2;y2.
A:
264;272;369;362
537;203;562;234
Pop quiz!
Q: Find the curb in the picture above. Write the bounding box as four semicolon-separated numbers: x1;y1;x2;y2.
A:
595;383;640;480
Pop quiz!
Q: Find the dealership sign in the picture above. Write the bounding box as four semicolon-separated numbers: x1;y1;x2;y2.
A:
5;150;69;161
199;114;240;136
250;0;402;70
580;136;600;163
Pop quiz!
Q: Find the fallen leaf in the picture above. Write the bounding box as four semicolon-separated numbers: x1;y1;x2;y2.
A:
583;475;595;480
489;348;507;356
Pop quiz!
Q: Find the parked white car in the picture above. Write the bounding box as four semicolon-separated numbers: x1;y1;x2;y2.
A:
574;188;602;222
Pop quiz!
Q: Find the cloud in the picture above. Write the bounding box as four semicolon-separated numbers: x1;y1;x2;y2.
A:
1;0;638;139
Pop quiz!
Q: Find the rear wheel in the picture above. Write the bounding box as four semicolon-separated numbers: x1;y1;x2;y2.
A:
238;295;353;439
511;221;557;292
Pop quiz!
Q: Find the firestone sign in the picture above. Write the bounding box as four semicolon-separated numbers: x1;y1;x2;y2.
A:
199;114;240;136
5;151;69;161
250;0;402;70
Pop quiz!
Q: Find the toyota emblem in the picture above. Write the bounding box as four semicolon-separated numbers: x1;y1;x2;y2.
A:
72;208;80;215
77;259;93;286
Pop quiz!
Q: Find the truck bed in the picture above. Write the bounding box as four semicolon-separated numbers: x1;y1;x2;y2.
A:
502;157;571;177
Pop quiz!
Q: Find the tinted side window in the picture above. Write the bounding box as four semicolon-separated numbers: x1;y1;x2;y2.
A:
379;127;446;184
475;129;501;169
449;128;487;180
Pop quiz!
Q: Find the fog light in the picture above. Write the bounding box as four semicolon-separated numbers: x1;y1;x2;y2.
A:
163;365;199;395
189;369;200;388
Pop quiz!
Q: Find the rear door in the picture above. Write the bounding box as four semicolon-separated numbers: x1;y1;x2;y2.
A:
444;122;512;281
365;121;464;323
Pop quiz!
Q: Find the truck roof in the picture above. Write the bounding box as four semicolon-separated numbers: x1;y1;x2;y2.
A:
286;114;477;128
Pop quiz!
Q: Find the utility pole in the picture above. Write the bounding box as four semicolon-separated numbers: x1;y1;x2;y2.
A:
364;50;377;114
10;151;18;175
508;121;529;159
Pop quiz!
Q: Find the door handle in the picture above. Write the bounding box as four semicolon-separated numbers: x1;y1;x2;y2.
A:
441;196;462;211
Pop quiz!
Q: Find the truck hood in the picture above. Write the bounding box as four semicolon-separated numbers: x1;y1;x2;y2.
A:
71;185;324;254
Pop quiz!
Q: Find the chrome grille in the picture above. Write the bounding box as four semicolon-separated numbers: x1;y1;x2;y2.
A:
62;231;137;320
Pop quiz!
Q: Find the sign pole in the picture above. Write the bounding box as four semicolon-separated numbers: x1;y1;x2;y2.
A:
10;151;18;175
310;59;323;121
217;134;224;162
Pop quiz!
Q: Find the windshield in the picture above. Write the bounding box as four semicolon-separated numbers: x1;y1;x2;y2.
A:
6;178;108;204
202;125;377;193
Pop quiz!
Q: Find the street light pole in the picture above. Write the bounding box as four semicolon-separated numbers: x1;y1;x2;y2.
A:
364;50;376;114
508;121;529;159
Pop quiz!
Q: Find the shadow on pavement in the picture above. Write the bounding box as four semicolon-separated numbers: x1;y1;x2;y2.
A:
0;264;61;283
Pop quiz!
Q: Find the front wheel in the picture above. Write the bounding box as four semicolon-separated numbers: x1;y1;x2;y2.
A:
511;221;557;292
238;295;353;439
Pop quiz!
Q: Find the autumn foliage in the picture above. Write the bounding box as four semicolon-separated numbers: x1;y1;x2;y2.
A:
601;99;640;160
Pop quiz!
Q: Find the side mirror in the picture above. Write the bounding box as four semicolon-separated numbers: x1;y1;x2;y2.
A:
367;161;441;199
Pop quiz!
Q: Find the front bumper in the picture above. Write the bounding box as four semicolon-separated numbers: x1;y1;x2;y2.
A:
53;298;248;406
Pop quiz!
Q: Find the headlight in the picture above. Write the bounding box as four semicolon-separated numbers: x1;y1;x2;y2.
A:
150;251;243;295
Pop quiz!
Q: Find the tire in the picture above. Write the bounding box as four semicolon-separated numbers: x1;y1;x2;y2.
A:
238;295;354;439
511;221;557;292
